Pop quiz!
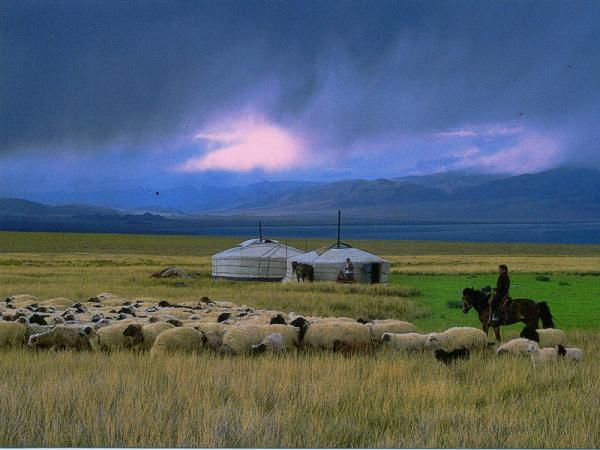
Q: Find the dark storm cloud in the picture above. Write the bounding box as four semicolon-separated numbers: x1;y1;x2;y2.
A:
1;0;600;167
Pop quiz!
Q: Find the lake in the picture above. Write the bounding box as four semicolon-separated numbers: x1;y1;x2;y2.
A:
186;222;600;244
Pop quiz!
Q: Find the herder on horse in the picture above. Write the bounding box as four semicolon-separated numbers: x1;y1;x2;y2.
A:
490;264;510;326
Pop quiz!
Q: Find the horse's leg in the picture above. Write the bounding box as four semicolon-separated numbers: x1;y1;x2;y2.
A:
493;326;501;342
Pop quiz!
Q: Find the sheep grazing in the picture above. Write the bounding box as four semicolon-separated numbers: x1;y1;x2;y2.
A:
251;333;286;354
496;338;539;356
381;332;429;352
217;312;232;323
0;321;29;347
166;319;183;327
15;316;53;338
367;319;417;341
97;323;146;351
28;313;48;326
28;325;99;351
269;314;287;325
425;327;487;351
556;344;584;362
527;342;559;367
221;324;299;354
139;322;175;349
434;348;470;365
520;327;567;347
150;327;205;356
213;301;237;309
302;321;371;353
193;322;228;351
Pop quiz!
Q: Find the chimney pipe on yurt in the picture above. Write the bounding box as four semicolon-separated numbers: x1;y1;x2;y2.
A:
259;221;263;242
337;210;341;247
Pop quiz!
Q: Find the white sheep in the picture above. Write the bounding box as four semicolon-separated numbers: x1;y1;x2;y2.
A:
28;325;99;351
192;322;229;351
381;332;429;351
15;316;53;338
425;327;487;351
496;338;539;356
367;319;417;341
97;323;145;351
302;321;371;352
150;327;205;355
520;327;567;347
251;333;286;354
535;329;567;347
0;321;28;347
139;322;175;349
557;345;584;362
221;324;299;354
528;342;558;367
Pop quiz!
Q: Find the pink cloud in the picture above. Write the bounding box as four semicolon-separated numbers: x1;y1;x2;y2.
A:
433;123;525;139
447;133;563;173
178;117;305;172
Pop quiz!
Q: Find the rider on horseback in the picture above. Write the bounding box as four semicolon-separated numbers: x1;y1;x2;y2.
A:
490;264;510;326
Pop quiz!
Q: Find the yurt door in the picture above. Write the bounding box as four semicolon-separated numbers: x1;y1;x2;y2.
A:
370;263;381;283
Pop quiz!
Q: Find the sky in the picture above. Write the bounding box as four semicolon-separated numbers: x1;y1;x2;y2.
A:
1;0;600;195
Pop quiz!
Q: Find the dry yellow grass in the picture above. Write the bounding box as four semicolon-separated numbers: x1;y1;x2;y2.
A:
0;330;598;447
1;233;598;447
0;253;426;321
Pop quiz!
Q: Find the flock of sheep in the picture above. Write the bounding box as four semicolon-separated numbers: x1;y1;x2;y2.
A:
0;293;583;367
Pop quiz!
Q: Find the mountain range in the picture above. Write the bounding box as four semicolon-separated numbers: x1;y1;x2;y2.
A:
1;168;599;235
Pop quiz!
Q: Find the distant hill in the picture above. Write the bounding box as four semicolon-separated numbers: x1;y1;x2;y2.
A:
1;168;599;235
393;170;509;192
0;198;120;217
23;181;322;214
223;168;600;221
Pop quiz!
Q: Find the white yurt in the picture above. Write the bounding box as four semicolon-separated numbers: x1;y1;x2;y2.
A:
285;242;390;284
212;238;304;281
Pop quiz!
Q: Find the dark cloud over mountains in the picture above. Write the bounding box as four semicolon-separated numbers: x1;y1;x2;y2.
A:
1;0;599;187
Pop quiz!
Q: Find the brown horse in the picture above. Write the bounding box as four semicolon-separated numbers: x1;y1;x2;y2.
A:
291;262;314;282
462;287;554;342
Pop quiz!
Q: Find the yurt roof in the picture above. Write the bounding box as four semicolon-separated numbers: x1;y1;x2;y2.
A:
291;242;387;264
213;239;304;259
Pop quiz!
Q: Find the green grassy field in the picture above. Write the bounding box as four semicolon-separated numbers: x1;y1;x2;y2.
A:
0;231;599;447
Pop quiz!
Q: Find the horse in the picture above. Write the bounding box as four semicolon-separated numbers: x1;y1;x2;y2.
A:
291;262;314;283
461;287;554;342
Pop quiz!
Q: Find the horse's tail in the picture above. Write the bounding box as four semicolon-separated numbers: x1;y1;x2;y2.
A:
537;301;554;328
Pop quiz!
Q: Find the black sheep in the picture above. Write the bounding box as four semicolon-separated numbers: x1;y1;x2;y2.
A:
434;347;470;365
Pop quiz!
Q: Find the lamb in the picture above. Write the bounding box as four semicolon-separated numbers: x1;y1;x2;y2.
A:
434;348;470;365
496;338;539;356
0;321;28;347
150;327;205;355
556;344;584;362
425;327;487;351
381;332;429;351
520;327;567;347
15;316;53;337
28;325;99;351
527;342;558;367
221;324;299;354
250;333;286;354
302;321;371;352
367;319;417;341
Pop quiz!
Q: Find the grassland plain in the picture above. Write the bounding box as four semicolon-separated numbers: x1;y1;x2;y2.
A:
0;231;599;447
